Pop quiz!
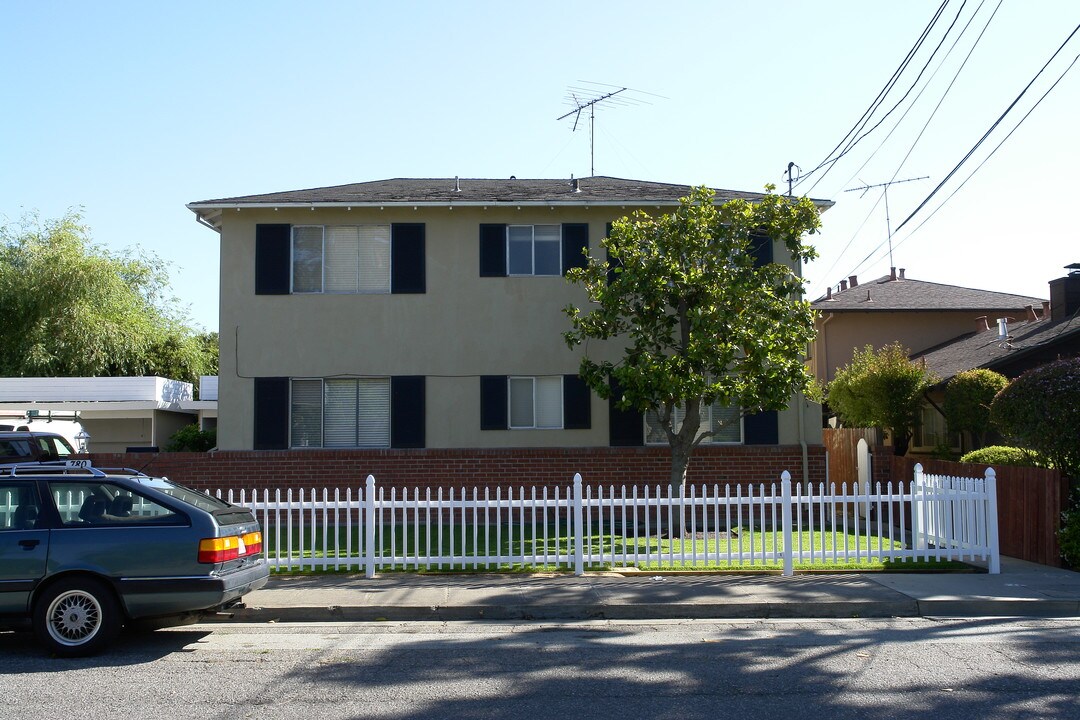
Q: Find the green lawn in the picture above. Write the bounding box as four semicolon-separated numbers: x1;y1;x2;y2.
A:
260;522;968;573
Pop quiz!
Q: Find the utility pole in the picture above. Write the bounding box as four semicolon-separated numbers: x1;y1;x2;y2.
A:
844;176;929;269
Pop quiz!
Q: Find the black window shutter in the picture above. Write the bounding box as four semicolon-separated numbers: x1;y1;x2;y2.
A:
253;377;290;449
391;224;426;294
479;224;507;277
255;224;291;295
608;378;643;446
390;376;425;448
561;223;589;275
749;230;773;267
562;374;591;430
744;409;779;445
480;376;508;430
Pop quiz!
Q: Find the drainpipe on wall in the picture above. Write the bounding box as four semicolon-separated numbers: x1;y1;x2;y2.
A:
797;391;809;492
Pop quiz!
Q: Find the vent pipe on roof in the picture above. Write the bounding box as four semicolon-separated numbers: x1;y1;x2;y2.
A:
997;318;1010;341
1042;300;1051;319
572;178;580;193
1025;305;1039;323
975;316;990;333
899;268;906;280
454;176;461;192
849;275;859;288
839;280;848;292
890;267;897;281
825;287;833;300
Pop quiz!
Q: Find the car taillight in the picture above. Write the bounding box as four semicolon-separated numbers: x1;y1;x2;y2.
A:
242;531;263;556
199;533;263;563
198;537;240;563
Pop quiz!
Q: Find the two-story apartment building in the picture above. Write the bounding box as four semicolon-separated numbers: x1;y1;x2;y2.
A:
187;177;827;477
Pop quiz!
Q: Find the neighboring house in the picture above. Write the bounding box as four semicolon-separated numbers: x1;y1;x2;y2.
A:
912;267;1080;453
810;268;1046;385
187;176;831;455
0;376;215;452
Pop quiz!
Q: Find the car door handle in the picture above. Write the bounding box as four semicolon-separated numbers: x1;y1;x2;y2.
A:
18;539;40;550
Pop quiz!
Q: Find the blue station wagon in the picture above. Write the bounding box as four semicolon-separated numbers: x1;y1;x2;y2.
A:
0;464;269;657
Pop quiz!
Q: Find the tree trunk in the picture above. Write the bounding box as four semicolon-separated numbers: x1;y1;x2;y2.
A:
669;442;692;538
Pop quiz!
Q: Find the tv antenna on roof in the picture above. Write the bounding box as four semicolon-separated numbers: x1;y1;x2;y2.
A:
844;175;929;269
557;82;659;176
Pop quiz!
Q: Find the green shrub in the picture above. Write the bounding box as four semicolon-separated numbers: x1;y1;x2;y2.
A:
991;358;1080;479
959;445;1046;467
1060;507;1080;568
944;368;1008;449
166;424;216;452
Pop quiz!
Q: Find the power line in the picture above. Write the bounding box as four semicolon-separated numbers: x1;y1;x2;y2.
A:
895;21;1080;233
794;1;950;192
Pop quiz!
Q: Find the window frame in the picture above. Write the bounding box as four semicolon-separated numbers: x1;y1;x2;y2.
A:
506;224;562;277
290;224;392;295
288;377;392;449
507;375;564;430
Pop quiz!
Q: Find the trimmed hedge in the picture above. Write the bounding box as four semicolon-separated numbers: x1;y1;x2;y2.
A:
958;445;1047;468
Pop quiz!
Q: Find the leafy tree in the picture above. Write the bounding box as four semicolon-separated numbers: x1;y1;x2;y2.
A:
990;358;1080;479
0;210;216;386
944;368;1009;449
827;342;937;456
563;185;822;492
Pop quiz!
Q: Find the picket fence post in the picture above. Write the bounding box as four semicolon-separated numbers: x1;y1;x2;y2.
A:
365;474;376;579
912;463;926;552
985;467;1001;574
781;471;793;577
573;473;584;576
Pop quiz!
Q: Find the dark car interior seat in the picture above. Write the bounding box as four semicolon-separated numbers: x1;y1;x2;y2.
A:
78;496;106;523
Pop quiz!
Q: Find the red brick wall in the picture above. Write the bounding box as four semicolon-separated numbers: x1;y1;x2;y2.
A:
88;445;825;494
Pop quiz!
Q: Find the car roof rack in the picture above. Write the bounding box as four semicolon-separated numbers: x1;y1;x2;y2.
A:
0;462;108;478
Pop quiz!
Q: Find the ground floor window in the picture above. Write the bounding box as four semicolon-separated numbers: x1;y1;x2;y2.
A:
290;378;390;448
644;400;742;444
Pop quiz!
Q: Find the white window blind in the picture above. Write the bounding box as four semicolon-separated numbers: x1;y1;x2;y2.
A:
293;225;390;294
290;379;323;447
509;377;534;428
508;226;533;275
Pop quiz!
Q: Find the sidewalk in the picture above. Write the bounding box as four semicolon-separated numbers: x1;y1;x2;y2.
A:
225;557;1080;623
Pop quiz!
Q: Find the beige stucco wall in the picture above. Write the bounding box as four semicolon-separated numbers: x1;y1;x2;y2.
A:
216;205;816;450
812;310;1014;383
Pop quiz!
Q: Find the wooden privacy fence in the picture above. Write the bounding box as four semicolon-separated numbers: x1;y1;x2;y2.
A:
214;466;1000;577
889;455;1066;566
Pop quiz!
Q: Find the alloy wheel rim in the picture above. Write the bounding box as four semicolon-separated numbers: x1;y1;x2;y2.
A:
47;590;102;646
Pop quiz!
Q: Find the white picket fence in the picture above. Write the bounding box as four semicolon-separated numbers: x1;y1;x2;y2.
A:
214;463;1000;577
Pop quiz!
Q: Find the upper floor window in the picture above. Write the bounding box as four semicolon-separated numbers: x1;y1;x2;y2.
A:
644;400;743;444
292;225;391;294
508;225;561;276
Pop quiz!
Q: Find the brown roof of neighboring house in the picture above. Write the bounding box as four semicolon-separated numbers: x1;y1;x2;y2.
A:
811;274;1046;312
913;314;1080;383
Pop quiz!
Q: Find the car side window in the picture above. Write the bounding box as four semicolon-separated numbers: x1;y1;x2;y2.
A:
0;440;32;459
49;482;183;527
0;482;41;531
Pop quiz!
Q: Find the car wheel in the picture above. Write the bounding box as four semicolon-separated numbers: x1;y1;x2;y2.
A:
33;577;122;657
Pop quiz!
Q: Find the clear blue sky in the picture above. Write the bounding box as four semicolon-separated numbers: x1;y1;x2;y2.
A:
2;1;1077;332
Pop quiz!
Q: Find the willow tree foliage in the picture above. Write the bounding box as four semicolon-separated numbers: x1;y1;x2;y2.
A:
563;186;822;491
0;211;217;387
826;342;937;456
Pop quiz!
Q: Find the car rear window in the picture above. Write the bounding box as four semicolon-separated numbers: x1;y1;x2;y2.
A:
129;476;232;512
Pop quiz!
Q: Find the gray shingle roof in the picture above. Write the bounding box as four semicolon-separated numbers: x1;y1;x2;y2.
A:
811;275;1046;312
189;176;833;208
913;314;1080;382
